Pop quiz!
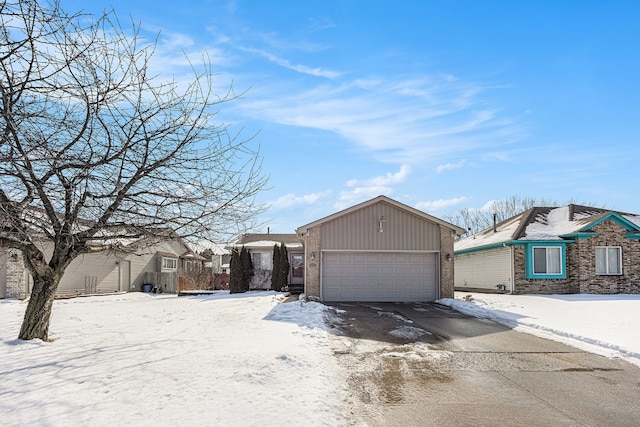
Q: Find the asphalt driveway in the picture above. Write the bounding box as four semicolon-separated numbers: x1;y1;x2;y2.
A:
326;302;640;427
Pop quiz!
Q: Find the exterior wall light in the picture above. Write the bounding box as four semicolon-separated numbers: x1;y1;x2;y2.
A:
379;216;386;233
446;253;452;262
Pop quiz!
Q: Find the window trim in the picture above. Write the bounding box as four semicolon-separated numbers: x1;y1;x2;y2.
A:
595;246;622;275
526;243;566;279
162;256;178;271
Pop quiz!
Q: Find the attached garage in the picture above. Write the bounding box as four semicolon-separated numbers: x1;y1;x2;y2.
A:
296;195;465;303
322;251;438;302
454;246;513;292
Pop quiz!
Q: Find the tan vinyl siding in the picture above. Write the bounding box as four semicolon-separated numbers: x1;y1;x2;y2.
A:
321;202;441;251
128;248;164;291
128;240;186;292
455;247;513;291
57;253;120;295
127;243;170;291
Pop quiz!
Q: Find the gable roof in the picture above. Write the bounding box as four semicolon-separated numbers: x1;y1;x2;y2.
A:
295;195;466;236
455;204;640;252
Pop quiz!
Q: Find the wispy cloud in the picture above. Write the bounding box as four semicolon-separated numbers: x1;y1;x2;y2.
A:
268;191;330;210
335;165;411;210
239;46;341;78
240;75;523;164
435;160;466;173
143;13;523;169
346;164;411;187
335;186;390;211
416;196;470;212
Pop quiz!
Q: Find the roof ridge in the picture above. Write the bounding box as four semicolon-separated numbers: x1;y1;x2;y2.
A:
513;206;556;239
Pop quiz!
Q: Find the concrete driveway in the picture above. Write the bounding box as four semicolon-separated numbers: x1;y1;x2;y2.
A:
326;302;640;427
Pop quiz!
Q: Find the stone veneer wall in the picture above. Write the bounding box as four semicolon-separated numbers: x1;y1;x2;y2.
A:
513;219;640;294
439;225;455;299
303;225;321;300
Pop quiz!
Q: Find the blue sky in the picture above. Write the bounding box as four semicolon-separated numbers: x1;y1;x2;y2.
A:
61;0;640;233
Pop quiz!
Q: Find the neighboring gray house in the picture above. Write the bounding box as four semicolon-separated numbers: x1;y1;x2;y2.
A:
0;235;206;299
227;234;305;293
206;243;231;275
454;205;640;295
295;195;465;302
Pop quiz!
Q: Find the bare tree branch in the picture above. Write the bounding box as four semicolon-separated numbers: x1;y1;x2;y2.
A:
0;0;267;340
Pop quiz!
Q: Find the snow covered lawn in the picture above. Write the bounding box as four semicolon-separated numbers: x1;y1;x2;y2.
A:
0;292;347;427
438;292;640;367
2;291;639;426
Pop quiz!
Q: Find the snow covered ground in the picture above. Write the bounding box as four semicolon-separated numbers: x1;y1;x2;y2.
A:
438;292;640;367
1;291;639;426
0;292;347;427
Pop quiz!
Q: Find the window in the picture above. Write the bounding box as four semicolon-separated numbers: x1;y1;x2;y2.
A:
184;260;194;272
532;246;562;275
162;257;177;270
251;252;262;269
595;246;622;275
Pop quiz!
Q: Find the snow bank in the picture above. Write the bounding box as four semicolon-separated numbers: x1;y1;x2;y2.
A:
438;292;640;367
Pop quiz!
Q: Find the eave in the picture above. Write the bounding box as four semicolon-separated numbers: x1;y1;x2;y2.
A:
455;238;576;255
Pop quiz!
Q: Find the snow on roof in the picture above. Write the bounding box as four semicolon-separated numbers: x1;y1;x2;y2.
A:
455;205;637;252
524;206;590;240
623;214;640;228
231;240;303;250
454;213;523;251
188;241;231;255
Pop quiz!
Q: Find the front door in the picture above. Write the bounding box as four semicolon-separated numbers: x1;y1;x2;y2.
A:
289;254;304;292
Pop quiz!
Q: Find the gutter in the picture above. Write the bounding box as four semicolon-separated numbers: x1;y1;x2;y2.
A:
454;241;515;255
455;238;577;255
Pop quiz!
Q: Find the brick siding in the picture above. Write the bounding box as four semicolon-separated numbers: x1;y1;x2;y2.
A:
303;226;321;300
439;225;455;298
512;246;579;294
513;219;640;294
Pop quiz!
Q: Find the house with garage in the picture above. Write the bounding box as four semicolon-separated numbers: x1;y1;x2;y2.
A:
227;234;305;293
0;234;206;299
454;204;640;295
295;195;465;302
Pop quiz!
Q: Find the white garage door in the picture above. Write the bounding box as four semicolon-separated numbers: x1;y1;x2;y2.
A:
322;252;438;302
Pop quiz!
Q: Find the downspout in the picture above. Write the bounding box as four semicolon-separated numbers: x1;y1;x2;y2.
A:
509;245;515;294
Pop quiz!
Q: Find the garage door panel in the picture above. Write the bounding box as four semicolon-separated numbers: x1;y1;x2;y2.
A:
322;252;437;302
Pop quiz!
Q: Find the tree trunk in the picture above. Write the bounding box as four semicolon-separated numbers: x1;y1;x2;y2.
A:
18;277;58;341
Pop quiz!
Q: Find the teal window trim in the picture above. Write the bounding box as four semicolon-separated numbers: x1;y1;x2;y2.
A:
560;232;596;239
525;242;567;279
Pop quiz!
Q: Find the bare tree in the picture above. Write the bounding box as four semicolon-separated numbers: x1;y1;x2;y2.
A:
0;1;267;340
443;196;551;236
444;195;602;237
